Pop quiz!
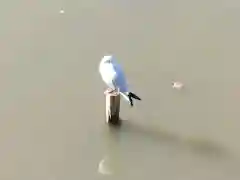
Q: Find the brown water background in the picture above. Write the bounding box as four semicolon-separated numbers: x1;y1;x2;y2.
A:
1;0;240;179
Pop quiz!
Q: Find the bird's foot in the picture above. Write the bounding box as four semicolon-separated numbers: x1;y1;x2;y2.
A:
104;88;116;95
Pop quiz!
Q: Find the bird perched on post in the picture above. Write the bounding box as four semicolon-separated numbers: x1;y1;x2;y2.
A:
99;55;141;107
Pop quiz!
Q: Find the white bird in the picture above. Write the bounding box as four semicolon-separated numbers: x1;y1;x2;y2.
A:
99;55;141;107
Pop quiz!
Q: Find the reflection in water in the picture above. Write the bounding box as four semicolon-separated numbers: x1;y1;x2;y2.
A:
106;118;230;159
99;119;233;178
128;120;230;159
98;156;113;175
98;123;123;176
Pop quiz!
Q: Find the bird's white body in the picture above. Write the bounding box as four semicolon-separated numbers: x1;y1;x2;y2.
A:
99;55;129;101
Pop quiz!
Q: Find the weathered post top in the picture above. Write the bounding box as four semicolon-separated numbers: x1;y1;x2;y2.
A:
105;90;120;125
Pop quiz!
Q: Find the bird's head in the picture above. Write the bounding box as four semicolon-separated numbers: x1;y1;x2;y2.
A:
101;55;114;64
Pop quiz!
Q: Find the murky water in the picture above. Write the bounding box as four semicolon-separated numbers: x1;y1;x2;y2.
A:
1;0;240;179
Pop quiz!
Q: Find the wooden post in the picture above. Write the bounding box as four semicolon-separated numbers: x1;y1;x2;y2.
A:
105;91;120;125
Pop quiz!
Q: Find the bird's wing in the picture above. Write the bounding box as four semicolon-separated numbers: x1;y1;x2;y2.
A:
100;60;130;102
113;64;128;93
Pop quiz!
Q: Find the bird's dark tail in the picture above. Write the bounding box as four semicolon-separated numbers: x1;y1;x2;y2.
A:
128;92;141;107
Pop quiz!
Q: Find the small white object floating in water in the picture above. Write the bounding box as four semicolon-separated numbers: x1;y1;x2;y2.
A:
59;9;65;14
172;81;184;89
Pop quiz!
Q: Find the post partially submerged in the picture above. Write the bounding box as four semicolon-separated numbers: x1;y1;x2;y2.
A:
105;90;120;125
